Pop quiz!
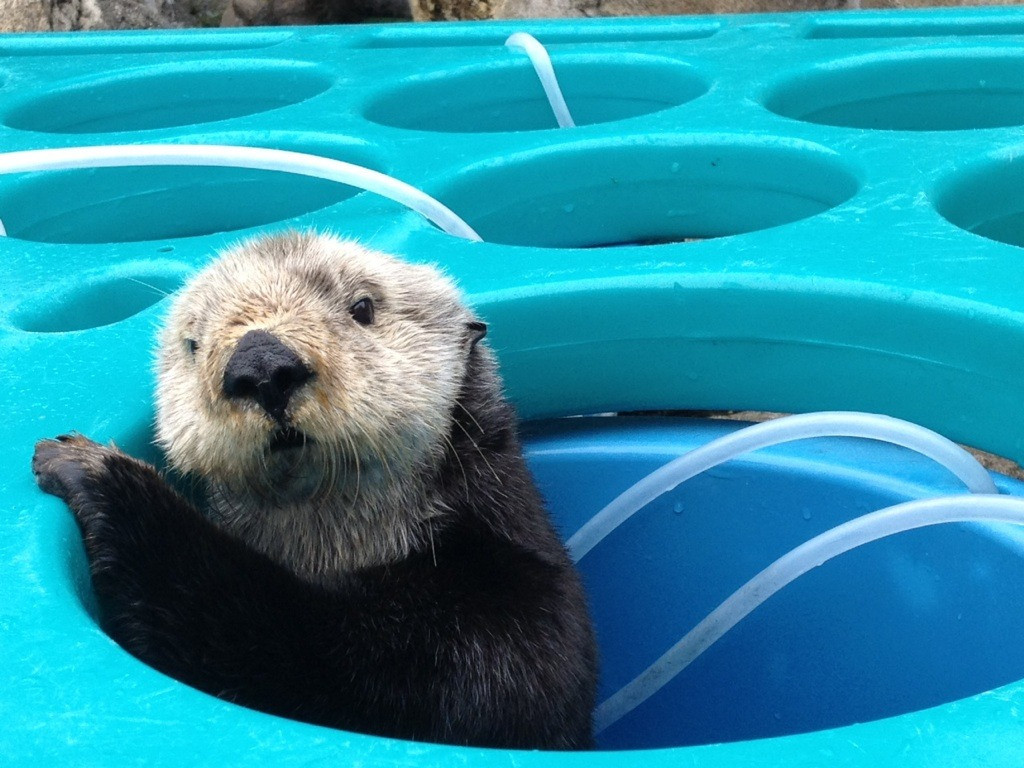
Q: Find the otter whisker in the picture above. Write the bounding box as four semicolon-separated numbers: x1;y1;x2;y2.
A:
125;276;172;298
440;432;471;499
356;423;399;500
341;429;362;509
452;418;503;486
427;520;437;568
317;439;335;502
298;429;329;502
455;400;488;440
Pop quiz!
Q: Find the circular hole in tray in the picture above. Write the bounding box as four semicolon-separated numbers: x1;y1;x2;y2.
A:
764;49;1024;131
0;141;380;244
435;138;857;248
364;56;707;133
56;415;1024;752
15;263;189;332
4;61;333;134
936;154;1024;248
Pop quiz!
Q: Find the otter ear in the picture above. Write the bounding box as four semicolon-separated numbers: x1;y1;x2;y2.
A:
467;321;488;351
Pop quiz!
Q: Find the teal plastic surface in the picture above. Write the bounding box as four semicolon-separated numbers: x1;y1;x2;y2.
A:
4;6;1024;765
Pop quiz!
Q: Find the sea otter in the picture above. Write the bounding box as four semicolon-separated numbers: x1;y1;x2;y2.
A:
31;231;597;749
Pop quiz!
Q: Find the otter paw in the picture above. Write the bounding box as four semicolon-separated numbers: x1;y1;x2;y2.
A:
32;434;116;504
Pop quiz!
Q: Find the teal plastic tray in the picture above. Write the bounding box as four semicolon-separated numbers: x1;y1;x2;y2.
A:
3;6;1024;765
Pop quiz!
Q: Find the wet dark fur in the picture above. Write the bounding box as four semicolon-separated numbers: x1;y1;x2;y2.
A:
32;344;597;749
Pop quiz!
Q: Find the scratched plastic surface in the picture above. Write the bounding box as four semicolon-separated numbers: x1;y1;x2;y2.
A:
4;6;1024;766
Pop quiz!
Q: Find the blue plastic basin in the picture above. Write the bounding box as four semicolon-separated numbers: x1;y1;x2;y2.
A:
524;417;1024;751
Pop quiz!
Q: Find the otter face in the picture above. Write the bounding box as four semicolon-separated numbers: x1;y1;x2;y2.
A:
155;232;479;502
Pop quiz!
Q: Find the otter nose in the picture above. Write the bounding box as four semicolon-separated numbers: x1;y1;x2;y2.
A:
223;330;312;422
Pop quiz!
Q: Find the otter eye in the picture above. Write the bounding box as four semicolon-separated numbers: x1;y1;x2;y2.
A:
184;338;198;356
350;297;375;326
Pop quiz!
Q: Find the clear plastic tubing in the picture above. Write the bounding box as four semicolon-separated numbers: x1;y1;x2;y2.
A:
0;144;482;242
567;411;998;561
595;494;1024;732
505;32;576;129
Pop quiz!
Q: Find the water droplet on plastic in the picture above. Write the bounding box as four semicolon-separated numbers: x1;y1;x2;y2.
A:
673;501;684;515
802;508;812;521
670;162;680;172
563;204;575;213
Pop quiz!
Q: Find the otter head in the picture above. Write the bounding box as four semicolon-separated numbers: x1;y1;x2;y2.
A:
155;232;485;511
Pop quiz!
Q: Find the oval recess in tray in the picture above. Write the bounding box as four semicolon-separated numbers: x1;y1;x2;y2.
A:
0;140;381;244
364;55;708;133
935;151;1024;249
764;48;1024;131
13;263;190;332
4;60;333;134
432;137;858;248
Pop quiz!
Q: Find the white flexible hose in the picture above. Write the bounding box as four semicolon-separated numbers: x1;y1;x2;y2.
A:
0;37;571;239
568;412;998;561
0;144;482;241
505;33;576;129
595;494;1024;732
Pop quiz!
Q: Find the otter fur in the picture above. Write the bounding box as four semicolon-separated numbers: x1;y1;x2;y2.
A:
31;232;597;749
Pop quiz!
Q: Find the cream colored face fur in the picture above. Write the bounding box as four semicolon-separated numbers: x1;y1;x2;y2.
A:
155;232;474;509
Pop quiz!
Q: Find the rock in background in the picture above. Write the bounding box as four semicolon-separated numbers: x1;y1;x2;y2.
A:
0;0;234;30
414;0;841;22
0;0;1022;46
221;0;410;26
410;0;1024;21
